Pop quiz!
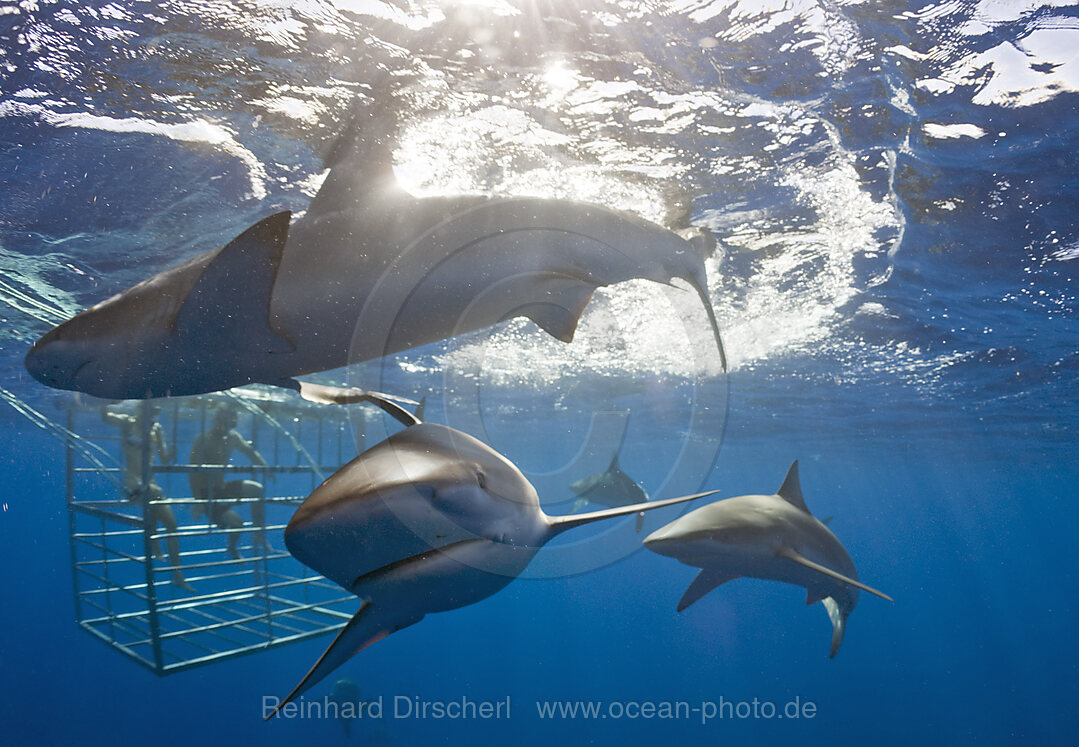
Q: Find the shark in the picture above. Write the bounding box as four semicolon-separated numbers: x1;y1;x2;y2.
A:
327;678;363;738
24;136;726;401
264;393;716;719
643;461;892;657
569;453;650;533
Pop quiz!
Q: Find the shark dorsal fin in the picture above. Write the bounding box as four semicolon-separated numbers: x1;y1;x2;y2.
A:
514;274;595;343
776;460;809;513
174;211;294;353
678;569;738;612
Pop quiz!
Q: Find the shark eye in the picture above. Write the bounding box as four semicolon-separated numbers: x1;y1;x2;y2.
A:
476;470;488;490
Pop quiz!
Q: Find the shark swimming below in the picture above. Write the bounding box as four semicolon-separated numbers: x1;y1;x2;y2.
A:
264;393;716;719
569;452;650;533
327;678;363;737
643;461;892;657
24;142;726;401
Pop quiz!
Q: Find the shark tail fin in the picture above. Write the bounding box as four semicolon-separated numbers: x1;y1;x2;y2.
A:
546;490;717;536
822;597;846;658
264;601;421;721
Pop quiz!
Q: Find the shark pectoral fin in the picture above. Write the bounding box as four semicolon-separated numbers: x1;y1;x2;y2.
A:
777;547;893;602
546;490;718;535
175;211;295;353
821;597;846;658
291;381;423;425
677;569;738;612
264;601;423;721
687;272;728;373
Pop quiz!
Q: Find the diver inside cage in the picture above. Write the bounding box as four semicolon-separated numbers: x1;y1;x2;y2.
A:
188;405;273;560
101;403;196;593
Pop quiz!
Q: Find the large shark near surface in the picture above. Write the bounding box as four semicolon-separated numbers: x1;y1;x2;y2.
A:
264;393;716;719
24;136;726;401
569;452;651;533
643;461;892;657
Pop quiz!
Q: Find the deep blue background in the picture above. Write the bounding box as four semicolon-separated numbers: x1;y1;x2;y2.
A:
2;0;1079;744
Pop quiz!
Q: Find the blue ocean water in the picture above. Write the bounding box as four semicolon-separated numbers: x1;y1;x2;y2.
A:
1;0;1077;744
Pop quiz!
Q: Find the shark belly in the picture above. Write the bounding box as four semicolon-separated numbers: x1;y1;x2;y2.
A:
351;538;537;615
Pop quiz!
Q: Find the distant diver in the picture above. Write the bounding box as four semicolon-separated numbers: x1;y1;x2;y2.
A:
24;117;726;402
569;452;651;532
644;461;892;657
102;403;194;593
264;392;717;719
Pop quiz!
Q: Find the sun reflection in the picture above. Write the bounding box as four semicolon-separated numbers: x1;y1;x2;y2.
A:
391;107;670;223
541;62;582;102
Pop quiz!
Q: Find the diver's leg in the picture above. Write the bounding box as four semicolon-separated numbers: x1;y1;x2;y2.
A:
152;502;195;593
247;480;270;553
145;483;166;561
210;502;245;560
229;480;273;555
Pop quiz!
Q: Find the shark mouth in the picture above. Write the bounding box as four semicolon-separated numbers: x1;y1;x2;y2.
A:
349;538;488;591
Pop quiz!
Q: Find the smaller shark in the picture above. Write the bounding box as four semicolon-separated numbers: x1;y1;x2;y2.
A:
327;678;363;738
265;394;716;718
570;453;650;533
643;461;891;657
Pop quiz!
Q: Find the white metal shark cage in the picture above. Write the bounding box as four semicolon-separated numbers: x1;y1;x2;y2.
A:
63;393;362;675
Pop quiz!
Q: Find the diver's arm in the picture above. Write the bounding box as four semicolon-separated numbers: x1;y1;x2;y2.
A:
231;430;269;468
152;422;175;465
101;405;128;428
230;430;270;483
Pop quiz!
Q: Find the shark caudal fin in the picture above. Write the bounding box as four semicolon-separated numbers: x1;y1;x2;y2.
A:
546;490;717;536
174;212;295;355
264;601;423;721
821;597;846;658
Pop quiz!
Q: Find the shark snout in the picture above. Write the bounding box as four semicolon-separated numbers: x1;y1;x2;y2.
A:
642;523;687;554
24;336;87;391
